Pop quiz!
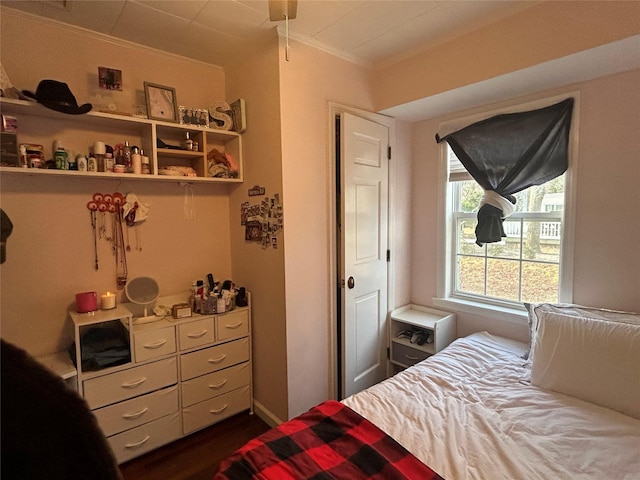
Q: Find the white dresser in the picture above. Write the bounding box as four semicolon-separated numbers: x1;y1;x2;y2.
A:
69;299;252;463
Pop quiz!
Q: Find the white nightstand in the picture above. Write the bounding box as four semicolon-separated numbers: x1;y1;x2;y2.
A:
390;304;456;370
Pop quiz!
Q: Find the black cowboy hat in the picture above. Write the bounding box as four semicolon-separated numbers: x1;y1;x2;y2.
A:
23;80;92;115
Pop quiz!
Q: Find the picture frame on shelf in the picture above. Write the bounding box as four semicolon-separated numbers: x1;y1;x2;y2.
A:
230;98;246;133
144;82;179;123
179;106;209;128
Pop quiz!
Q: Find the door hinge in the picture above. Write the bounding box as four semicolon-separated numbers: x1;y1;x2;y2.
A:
386;347;390;359
386;250;391;262
339;278;345;288
387;146;391;160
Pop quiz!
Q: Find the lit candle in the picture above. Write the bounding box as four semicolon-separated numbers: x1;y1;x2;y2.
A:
101;291;116;310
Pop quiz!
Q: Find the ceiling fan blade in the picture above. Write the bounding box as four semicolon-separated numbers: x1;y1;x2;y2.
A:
269;0;298;21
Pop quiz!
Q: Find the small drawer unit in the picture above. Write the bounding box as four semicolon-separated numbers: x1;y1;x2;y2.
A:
181;361;250;407
390;304;456;369
93;385;179;436
82;356;178;409
216;309;249;341
180;337;249;381
107;411;182;464
179;316;215;350
182;385;251;435
391;341;431;366
133;325;176;362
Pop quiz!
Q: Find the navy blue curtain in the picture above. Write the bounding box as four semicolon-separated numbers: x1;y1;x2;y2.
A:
436;98;574;246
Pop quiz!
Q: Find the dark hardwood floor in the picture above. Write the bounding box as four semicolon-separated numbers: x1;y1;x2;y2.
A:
119;412;271;480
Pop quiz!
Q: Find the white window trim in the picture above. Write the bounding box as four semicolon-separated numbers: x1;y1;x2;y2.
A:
434;92;580;323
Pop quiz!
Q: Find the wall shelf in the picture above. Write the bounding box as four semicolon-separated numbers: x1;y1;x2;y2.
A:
0;98;243;184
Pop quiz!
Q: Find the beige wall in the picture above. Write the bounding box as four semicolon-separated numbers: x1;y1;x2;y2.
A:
0;10;232;355
278;39;377;418
1;10;225;116
373;1;640;112
410;68;640;340
225;33;290;424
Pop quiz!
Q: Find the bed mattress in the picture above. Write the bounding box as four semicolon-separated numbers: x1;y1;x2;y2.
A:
343;331;640;479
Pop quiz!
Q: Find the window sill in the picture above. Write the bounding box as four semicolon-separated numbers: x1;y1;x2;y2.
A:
433;297;528;325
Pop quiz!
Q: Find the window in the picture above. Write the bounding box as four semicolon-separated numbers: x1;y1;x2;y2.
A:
436;95;577;315
450;147;565;305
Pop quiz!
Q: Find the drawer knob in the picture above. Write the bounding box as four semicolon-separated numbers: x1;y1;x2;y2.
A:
121;377;147;388
208;354;227;364
208;379;228;390
125;435;151;449
123;407;149;420
209;404;229;414
188;329;208;338
224;322;243;329
405;354;421;360
143;339;168;349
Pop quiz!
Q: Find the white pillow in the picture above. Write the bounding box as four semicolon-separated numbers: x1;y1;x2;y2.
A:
530;311;640;419
524;303;640;360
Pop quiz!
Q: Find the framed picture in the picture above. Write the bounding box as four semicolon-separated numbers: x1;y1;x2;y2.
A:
98;67;122;91
144;82;179;122
180;106;209;127
230;98;246;133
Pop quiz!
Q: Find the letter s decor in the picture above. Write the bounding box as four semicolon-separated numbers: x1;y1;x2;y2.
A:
209;102;233;131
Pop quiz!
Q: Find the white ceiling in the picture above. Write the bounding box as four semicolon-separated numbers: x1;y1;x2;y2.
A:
5;1;638;121
3;0;539;69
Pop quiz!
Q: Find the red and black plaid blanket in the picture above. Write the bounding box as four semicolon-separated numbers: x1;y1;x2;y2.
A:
214;400;443;480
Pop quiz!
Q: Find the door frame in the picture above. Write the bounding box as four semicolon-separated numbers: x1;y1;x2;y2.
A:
327;102;397;399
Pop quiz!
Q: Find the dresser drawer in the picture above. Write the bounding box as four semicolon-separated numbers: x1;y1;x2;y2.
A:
133;326;176;363
108;411;182;464
217;309;249;341
391;341;431;367
179;316;215;351
83;357;178;409
93;385;179;437
180;338;249;381
181;362;250;407
182;385;251;434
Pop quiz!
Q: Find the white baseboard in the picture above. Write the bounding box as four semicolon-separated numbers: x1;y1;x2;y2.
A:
252;398;282;428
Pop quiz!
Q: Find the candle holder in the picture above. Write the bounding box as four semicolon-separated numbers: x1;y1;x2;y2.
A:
101;292;116;310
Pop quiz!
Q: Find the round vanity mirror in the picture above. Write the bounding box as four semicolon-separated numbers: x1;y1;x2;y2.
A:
125;276;160;324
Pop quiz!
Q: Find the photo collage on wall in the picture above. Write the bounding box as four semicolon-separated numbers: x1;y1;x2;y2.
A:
241;188;283;249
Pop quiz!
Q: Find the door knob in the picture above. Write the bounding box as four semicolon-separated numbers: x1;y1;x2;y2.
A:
347;276;355;289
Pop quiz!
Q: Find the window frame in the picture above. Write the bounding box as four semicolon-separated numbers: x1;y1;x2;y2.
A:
434;93;579;322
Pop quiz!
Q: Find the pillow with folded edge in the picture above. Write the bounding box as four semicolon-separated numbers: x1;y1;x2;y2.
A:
529;310;640;419
523;303;640;360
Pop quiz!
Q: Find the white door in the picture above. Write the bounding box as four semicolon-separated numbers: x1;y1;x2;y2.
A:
340;112;389;398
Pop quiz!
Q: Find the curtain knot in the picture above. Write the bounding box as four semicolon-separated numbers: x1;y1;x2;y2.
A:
480;190;515;218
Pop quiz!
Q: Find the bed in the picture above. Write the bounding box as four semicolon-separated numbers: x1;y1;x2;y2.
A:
215;304;640;479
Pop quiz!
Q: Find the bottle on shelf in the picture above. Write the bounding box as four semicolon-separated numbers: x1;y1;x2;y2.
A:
141;150;150;175
117;141;132;167
93;141;106;172
67;152;78;171
105;145;114;173
53;140;68;170
77;155;87;172
184;132;193;151
19;145;28;168
131;146;142;174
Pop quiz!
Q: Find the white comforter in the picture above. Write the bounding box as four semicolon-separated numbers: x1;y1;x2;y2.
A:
343;332;640;480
